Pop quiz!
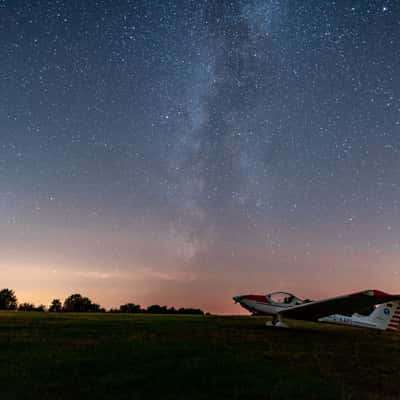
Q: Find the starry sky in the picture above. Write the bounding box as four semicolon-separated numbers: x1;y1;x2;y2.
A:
1;0;399;313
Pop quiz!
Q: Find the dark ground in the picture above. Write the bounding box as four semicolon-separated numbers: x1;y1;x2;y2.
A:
0;312;399;399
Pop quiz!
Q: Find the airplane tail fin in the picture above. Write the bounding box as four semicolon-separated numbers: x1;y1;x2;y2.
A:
369;301;400;331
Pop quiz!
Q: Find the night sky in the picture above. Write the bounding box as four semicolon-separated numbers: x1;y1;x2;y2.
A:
1;1;399;313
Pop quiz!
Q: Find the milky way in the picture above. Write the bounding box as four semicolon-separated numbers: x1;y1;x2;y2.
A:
1;1;399;312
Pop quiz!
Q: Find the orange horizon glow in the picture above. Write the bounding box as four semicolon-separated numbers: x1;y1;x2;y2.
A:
3;241;400;314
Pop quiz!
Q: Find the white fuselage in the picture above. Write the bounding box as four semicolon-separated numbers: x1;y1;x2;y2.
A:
318;313;380;329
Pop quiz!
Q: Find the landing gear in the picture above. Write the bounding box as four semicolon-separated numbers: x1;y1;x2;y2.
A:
266;314;288;328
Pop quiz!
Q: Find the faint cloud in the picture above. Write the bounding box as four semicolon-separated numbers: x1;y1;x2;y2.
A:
74;270;124;280
139;267;198;282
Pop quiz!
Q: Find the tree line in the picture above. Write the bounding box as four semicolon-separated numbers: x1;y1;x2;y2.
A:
0;288;205;315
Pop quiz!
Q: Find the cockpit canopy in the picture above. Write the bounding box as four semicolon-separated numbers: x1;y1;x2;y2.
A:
266;292;304;306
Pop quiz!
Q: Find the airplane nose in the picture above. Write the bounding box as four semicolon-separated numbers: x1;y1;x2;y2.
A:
233;295;242;303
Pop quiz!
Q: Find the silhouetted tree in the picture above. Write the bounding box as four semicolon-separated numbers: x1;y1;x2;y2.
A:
63;294;102;312
18;302;35;311
18;303;46;312
177;308;204;315
0;288;17;310
90;303;105;313
119;303;142;313
146;304;168;314
109;302;205;315
143;304;205;315
49;299;63;312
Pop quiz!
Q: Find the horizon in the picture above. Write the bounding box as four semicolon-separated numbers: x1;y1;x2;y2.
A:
1;1;400;314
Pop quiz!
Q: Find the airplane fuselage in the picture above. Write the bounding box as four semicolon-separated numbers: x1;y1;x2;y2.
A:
235;297;379;328
233;291;400;331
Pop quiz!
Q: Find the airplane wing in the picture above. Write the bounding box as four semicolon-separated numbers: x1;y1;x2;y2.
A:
278;290;400;321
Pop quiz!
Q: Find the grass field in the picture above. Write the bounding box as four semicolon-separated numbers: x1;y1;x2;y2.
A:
0;312;399;399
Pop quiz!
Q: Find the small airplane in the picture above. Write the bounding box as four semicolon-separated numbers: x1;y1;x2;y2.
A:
233;289;400;331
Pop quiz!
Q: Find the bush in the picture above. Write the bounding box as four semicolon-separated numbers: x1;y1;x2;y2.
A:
18;303;36;311
119;303;142;313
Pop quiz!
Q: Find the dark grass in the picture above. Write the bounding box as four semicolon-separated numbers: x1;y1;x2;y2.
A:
0;312;399;399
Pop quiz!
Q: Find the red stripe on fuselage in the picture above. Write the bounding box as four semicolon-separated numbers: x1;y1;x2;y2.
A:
242;295;269;303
